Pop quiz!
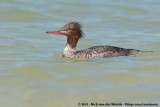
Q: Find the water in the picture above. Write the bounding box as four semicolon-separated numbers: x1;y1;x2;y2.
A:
0;0;160;107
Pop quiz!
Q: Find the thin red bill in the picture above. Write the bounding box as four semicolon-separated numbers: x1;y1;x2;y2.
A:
46;31;63;35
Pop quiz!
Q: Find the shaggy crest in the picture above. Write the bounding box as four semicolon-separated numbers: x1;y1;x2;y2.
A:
60;22;84;38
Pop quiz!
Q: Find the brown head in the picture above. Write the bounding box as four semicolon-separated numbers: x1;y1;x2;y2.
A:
46;22;84;48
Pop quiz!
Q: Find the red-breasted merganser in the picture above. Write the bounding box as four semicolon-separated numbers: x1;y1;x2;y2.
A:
46;22;151;59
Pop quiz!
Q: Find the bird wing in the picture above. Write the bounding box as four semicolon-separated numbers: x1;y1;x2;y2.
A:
76;45;138;58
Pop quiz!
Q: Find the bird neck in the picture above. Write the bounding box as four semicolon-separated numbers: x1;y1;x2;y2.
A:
64;43;76;52
66;36;79;51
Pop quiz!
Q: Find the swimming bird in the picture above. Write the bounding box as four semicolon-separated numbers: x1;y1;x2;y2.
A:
46;22;151;59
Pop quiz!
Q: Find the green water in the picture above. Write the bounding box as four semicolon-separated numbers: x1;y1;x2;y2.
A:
0;0;160;107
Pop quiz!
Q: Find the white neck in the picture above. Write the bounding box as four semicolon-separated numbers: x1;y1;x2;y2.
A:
63;43;75;52
63;44;76;58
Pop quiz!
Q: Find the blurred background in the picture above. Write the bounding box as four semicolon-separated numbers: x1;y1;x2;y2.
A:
0;0;160;107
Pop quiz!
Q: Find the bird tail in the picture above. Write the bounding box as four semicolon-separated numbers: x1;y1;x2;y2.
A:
139;51;154;53
137;50;154;54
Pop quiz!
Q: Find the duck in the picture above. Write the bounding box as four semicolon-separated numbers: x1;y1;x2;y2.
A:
46;22;151;59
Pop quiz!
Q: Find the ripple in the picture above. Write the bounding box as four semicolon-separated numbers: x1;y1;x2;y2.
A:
0;8;38;15
1;0;160;106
